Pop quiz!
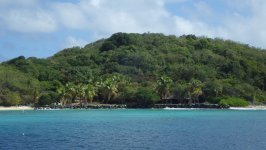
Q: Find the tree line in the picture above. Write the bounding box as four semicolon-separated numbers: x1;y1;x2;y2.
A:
0;33;265;107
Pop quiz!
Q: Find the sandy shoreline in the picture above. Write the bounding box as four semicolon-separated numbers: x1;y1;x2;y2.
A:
164;105;266;110
0;106;34;111
1;105;266;111
229;105;266;110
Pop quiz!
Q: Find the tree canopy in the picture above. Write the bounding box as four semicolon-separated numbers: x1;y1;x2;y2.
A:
1;33;266;107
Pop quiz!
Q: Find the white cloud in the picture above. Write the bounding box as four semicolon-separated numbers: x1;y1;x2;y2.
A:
89;0;101;7
174;16;195;34
0;0;38;7
220;0;266;48
2;9;57;33
1;0;266;49
64;36;87;48
54;0;188;35
173;16;222;38
194;1;212;17
0;0;57;33
52;2;89;29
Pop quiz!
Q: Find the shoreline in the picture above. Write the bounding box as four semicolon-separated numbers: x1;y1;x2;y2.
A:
1;105;266;111
0;106;34;111
229;105;266;110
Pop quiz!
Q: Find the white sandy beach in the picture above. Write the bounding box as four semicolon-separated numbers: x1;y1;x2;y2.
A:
229;105;266;110
0;106;34;111
163;107;201;110
163;105;266;110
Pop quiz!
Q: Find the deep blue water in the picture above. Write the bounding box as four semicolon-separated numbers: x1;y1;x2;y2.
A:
0;109;266;150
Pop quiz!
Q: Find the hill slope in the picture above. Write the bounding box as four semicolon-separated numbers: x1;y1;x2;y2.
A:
1;33;266;107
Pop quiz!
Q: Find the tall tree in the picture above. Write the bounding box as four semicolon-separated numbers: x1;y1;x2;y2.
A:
76;84;86;106
65;82;77;104
57;85;67;106
97;74;127;103
98;77;118;103
187;79;204;104
156;76;173;100
85;84;97;103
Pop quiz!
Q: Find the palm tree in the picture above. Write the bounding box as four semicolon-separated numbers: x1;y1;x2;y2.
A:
75;84;86;106
212;80;223;97
85;84;97;103
57;86;67;106
188;79;203;104
101;79;118;103
186;85;193;104
193;86;203;104
98;74;121;103
65;82;77;104
156;76;173;101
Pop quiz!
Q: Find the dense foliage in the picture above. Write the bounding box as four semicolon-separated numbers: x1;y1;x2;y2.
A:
219;97;249;107
1;33;266;107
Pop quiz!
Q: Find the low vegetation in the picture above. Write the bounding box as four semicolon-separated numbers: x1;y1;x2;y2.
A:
219;97;249;107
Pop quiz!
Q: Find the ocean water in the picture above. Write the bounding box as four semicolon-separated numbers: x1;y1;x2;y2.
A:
0;109;266;150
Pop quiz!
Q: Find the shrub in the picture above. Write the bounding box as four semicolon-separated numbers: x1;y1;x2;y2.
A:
127;87;159;108
100;41;116;51
0;89;21;106
206;97;224;104
38;94;52;106
219;97;249;107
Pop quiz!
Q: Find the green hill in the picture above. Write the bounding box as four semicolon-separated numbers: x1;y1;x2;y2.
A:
1;33;266;107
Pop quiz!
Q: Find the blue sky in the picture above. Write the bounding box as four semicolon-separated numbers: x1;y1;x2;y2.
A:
0;0;266;61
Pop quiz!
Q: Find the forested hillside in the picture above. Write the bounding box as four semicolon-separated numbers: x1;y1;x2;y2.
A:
1;33;266;107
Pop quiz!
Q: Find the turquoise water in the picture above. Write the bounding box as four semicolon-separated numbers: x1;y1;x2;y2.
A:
0;109;266;150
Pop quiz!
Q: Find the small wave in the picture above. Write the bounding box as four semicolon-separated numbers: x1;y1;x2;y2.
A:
35;108;62;111
229;107;266;110
163;107;200;110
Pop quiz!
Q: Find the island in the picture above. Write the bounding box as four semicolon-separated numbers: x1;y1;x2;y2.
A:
0;33;265;109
